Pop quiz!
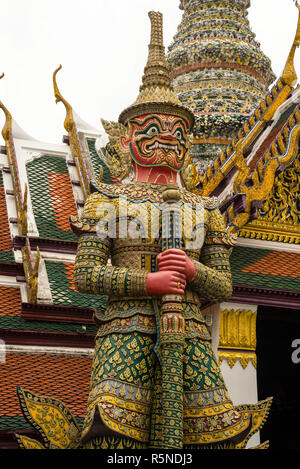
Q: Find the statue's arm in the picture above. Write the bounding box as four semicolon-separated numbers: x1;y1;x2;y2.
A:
188;208;234;303
73;194;148;298
74;233;148;297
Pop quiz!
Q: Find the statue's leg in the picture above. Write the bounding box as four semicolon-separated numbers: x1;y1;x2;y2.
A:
182;338;248;449
81;332;156;449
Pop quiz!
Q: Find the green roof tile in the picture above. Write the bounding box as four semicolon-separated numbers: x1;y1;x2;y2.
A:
0;316;97;334
45;261;107;310
86;138;112;184
26;155;77;242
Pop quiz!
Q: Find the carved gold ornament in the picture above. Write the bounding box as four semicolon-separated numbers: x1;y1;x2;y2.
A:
0;87;28;236
53;65;90;200
218;308;257;369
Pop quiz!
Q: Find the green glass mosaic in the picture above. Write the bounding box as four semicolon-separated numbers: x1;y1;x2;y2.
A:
26;155;77;241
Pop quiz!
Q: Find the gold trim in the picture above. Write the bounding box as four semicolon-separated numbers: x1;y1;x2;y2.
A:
21;239;40;304
193;137;232;145
0;92;28;235
227;122;300;234
218;351;257;369
218;308;257;369
282;1;300;86
53;65;90;200
239;219;300;244
219;308;257;350
15;434;45;450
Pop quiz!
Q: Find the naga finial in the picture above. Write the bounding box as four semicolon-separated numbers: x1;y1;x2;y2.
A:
53;65;73;132
282;1;300;86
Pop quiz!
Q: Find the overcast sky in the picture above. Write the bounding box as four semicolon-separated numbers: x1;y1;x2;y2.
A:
0;0;299;144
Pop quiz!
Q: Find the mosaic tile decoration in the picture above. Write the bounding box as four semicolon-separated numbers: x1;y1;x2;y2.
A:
168;0;275;170
26;155;78;241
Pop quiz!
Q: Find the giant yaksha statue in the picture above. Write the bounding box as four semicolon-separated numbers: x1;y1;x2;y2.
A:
15;11;271;451
69;12;272;450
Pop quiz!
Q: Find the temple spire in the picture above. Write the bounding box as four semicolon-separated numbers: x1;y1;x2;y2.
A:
168;0;274;173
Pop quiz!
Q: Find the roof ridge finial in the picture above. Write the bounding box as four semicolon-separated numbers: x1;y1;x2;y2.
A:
282;1;300;86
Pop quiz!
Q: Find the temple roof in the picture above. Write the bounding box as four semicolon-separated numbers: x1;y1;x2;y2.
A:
230;246;300;292
0;351;92;431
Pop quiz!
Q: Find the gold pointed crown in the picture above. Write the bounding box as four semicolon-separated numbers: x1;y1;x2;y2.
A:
118;11;194;129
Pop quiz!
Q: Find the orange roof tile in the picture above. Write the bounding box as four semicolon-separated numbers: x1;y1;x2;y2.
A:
0;352;92;417
64;263;77;293
242;251;300;278
0;287;22;317
47;171;77;232
0;185;12;252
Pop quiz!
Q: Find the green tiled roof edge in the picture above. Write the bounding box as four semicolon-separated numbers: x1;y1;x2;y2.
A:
0;415;84;431
0;316;97;334
0;252;15;262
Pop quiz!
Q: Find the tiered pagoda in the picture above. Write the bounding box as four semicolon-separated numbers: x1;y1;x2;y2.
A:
168;0;275;172
0;0;299;449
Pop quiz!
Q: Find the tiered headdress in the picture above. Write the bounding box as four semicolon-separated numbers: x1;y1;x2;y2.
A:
119;11;194;129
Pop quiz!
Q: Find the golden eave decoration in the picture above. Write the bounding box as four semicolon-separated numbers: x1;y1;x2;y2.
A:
0;80;28;236
118;11;194;129
53;65;90;201
282;1;300;87
197;1;300;201
21;239;40;304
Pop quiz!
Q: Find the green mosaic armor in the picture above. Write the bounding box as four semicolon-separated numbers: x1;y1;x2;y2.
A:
72;181;251;447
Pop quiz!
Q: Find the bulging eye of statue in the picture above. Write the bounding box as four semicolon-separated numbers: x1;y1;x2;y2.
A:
146;126;159;136
174;129;184;141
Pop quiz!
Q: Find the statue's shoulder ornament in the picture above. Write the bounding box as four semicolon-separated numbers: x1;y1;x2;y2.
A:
70;182;117;236
181;189;219;210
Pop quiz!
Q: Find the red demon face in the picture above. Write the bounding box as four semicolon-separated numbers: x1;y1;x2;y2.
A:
123;113;189;171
